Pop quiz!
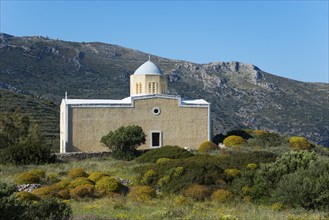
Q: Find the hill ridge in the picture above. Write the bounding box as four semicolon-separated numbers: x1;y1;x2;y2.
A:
0;33;328;148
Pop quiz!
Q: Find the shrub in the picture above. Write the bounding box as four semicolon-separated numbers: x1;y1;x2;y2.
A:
70;184;95;199
67;168;88;179
223;135;244;147
211;189;232;203
101;125;146;160
0;182;17;197
52;178;71;190
289;137;313;150
15;191;40;202
136;145;193;163
219;214;239;220
271;202;284;211
0;143;55;165
32;186;54;198
174;195;191;206
141;169;157;185
68;177;94;189
88;172;110;183
157;175;171;188
57;189;71;199
15;172;40;185
128;186;156;201
46;173;59;185
111;148;139;161
138;154;225;193
183;184;211;201
172;166;184;177
156;158;172;164
254;132;284;147
0;195;27;219
198;141;218;153
0;182;72;220
254;130;266;135
246;163;257;170
29;169;46;178
24;198;72;220
95;176;122;194
224;169;241;178
251;151;318;201
272;159;329;210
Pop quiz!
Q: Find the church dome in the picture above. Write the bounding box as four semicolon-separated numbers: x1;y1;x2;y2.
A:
134;61;163;75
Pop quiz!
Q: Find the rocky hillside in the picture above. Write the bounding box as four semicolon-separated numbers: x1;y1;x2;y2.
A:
1;33;328;148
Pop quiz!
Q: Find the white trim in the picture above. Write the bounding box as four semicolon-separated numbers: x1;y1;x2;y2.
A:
208;103;212;141
64;101;69;153
150;130;162;148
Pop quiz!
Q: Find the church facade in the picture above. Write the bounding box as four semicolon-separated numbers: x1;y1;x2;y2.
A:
60;60;211;153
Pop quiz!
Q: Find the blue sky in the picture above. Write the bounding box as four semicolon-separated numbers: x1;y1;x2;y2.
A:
1;1;328;83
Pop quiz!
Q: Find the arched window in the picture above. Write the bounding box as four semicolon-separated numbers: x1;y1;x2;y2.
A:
136;83;139;94
152;82;156;94
148;82;152;94
139;82;142;94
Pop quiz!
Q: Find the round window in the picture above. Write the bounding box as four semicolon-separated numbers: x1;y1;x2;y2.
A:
152;107;161;115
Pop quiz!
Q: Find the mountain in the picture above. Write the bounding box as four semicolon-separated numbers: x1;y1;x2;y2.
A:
1;33;328;148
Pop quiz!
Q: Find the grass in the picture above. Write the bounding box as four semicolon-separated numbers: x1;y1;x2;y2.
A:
0;157;140;184
1;156;328;219
70;197;328;220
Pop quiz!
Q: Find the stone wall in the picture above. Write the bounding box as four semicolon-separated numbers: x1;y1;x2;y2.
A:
54;151;111;161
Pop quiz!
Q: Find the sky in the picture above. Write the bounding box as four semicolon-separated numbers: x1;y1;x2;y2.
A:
0;1;328;83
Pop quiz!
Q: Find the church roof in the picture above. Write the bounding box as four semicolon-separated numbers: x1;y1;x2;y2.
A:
62;95;209;107
134;60;163;75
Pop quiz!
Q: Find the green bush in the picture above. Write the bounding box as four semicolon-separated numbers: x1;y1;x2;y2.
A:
224;169;241;179
15;172;40;185
52;178;71;190
68;177;94;189
24;198;72;220
223;135;244;147
0;181;72;220
67;168;88;179
32;186;54;198
183;184;211;201
289;137;313;150
156;158;172;164
272;159;329;210
211;189;232;203
15;191;40;202
0;182;17;198
141;169;157;185
251;151;318;201
95;176;122;195
88;172;110;183
136;145;193;163
29;169;46;178
253;132;284;147
138;154;224;193
128;186;156;201
101;125;146;160
111;148;138;161
198;141;218;153
0;143;56;165
57;189;71;199
70;184;95;199
157;175;171;188
246;163;257;170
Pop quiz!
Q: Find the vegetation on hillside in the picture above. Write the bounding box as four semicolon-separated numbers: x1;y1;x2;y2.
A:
1;135;328;219
0;109;55;165
1;33;328;147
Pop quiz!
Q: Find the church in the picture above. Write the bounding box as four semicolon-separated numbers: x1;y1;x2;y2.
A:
60;59;211;153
